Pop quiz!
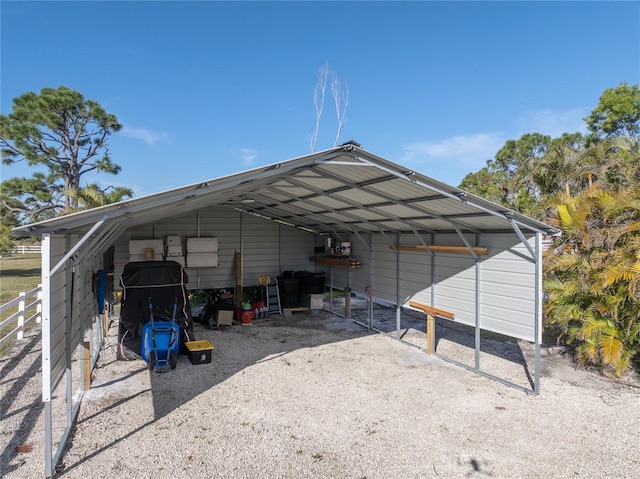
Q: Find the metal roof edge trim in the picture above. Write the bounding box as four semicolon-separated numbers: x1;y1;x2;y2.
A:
11;143;559;237
11;146;347;237
340;148;560;236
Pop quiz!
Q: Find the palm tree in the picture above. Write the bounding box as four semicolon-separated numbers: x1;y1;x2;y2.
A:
607;136;640;187
544;184;640;376
62;183;133;215
534;134;591;197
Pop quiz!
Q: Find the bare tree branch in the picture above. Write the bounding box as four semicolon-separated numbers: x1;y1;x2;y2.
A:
310;61;329;152
309;61;350;151
331;73;349;147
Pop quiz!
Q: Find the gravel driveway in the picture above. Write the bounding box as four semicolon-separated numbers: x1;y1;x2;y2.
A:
2;301;639;479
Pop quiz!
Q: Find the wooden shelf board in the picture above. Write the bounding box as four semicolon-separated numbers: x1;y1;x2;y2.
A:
390;245;488;255
309;256;362;269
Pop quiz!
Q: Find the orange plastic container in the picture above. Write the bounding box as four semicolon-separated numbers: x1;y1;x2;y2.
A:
240;311;253;325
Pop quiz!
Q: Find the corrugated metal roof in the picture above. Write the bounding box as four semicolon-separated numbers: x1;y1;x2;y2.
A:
12;144;560;238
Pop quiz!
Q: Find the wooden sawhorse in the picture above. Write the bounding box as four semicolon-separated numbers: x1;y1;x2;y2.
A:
409;301;455;354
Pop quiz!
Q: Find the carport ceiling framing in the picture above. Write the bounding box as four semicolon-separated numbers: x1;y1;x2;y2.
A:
226;156;552;236
251;174;482;235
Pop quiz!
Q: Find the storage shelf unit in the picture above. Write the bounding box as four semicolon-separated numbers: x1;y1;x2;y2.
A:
309;255;361;269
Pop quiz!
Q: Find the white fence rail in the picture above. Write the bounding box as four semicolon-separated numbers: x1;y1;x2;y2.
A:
9;244;42;254
0;285;42;347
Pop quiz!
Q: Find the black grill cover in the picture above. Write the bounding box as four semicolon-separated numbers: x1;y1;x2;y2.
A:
118;261;194;359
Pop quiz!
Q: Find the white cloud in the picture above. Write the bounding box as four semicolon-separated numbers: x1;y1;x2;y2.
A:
400;107;592;185
119;127;168;145
516;107;590;138
401;133;507;184
240;148;258;165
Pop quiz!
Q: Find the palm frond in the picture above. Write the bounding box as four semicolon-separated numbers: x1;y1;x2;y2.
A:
599;331;624;366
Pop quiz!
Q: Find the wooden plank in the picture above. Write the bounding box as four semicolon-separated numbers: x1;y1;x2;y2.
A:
426;315;435;354
234;251;242;283
103;311;109;338
409;300;455;320
391;245;489;255
83;341;91;390
251;317;274;324
234;251;242;308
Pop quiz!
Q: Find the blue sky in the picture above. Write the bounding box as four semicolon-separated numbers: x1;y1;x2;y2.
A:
1;1;639;198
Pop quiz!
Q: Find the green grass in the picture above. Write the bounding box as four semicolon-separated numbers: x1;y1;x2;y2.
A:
1;253;42;352
0;254;42;304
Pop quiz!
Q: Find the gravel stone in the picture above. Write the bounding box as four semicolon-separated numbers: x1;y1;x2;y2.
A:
2;300;639;478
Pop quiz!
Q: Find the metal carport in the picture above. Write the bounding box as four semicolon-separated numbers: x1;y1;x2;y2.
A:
12;142;560;477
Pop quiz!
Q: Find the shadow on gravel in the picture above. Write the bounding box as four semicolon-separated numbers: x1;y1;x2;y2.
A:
59;417;155;476
345;298;534;389
436;318;534;390
0;267;42;277
0;335;44;478
142;298;534;421
58;385;154;477
147;309;379;419
58;299;536;475
57;309;379;475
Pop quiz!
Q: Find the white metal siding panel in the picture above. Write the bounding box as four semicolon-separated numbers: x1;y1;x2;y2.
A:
128;224;157;240
77;259;95;330
279;226;315;273
479;304;535;339
480;280;533;301
113;232;131;290
399;256;430;286
49;235;68;386
243;214;280;285
398;250;432;305
155;213;199;240
49;235;67;268
480;265;534;289
371;260;398;291
427;256;477;323
480;232;529;251
183;210;240;289
349;235;371;295
117;208;316;290
49;233;96;387
326;266;350;291
400;234;537;342
369;234;399;303
49;294;67;386
477;236;537;341
69;258;84;338
335;231;538;343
